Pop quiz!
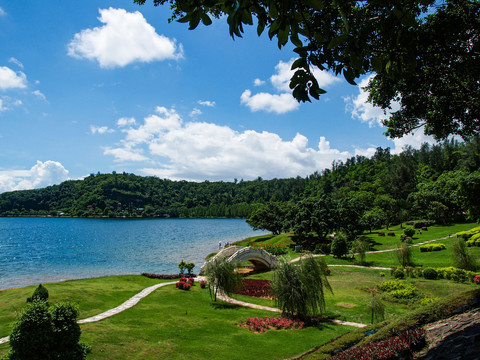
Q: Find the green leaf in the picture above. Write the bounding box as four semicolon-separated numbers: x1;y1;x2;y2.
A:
257;21;266;36
291;57;307;70
201;13;212;26
327;34;348;49
343;68;357;85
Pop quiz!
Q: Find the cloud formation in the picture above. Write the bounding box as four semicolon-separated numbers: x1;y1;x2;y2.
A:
32;90;47;101
0;66;27;90
242;59;340;114
8;57;24;69
0;161;69;193
67;8;183;68
103;106;350;181
345;75;401;127
90;125;114;134
0;7;5;16
197;100;215;107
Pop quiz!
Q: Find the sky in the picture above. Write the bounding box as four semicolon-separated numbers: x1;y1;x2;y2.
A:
0;1;436;193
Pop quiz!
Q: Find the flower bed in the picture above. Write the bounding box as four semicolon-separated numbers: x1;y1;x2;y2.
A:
233;279;272;298
238;316;305;333
329;327;426;360
141;273;196;279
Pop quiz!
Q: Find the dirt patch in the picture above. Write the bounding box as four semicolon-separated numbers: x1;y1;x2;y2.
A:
336;302;356;308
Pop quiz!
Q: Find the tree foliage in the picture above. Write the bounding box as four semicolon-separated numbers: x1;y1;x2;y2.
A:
5;301;88;360
204;256;241;301
271;255;332;321
246;202;291;235
135;0;479;139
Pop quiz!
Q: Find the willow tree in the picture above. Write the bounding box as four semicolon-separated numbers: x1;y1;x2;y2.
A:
204;256;241;301
271;255;332;321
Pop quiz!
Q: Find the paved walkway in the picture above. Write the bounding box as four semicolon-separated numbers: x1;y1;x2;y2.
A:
0;234;456;345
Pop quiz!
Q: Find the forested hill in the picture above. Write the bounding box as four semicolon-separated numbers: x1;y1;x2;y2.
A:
1;137;480;219
0;174;307;218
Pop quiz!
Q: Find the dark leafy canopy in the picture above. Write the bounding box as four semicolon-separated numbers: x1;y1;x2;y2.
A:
134;0;479;140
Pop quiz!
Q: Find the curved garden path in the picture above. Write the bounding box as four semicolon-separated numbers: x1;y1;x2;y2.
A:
0;234;457;345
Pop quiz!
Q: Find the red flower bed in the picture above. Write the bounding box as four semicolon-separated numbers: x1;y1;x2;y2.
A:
329;327;426;360
238;316;305;333
474;275;480;285
233;279;272;298
141;273;196;279
176;277;193;290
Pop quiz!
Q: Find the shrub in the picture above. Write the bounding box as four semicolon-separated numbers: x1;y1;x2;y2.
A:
474;275;480;285
396;242;413;268
419;243;446;252
436;266;476;283
187;277;194;285
380;272;385;277
388;232;395;236
183;283;192;291
314;242;331;255
420;297;439;306
178;259;187;274
200;280;206;288
452;238;477;271
252;243;288;255
376;280;407;293
393;269;405;279
423;268;438;280
6;300;88;360
142;273;190;279
456;226;480;239
378;232;385;236
26;284;49;303
331;233;348;258
185;262;195;274
404;227;415;237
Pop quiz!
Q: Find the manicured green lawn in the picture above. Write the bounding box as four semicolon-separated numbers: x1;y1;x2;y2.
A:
0;278;352;360
0;275;168;338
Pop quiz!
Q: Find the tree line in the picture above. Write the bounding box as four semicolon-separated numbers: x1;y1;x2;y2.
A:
1;138;480;222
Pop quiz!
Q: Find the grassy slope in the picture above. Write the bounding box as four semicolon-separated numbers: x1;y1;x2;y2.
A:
0;275;168;338
0;283;351;360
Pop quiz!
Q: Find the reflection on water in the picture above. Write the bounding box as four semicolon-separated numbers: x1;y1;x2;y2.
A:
0;218;265;290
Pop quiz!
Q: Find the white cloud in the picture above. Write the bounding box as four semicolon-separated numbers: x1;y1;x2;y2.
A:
0;161;70;193
90;125;114;134
32;90;47;101
390;130;436;154
240;90;299;114
117;117;136;127
0;66;27;90
345;75;401;127
0;96;22;111
242;59;340;114
103;107;350;181
197;100;215;107
189;108;202;117
0;7;5;16
67;7;183;68
0;99;4;111
253;78;265;86
8;57;23;69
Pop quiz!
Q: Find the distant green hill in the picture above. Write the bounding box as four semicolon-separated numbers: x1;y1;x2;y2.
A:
1;137;480;220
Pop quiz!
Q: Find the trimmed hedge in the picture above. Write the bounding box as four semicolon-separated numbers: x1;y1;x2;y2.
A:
419;243;446;252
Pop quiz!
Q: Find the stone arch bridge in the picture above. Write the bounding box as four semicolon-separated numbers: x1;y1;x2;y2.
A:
201;246;279;274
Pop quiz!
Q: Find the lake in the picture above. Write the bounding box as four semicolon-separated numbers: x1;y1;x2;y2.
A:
0;217;265;290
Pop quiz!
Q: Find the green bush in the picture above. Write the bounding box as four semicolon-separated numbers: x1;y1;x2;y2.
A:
436;266;476;283
389;287;417;299
26;284;49;303
456;226;480;239
404;227;416;237
423;268;438;280
377;280;407;293
419;243;446;252
394;269;405;279
420;297;439;306
5;300;89;360
314;242;331;255
331;234;348;258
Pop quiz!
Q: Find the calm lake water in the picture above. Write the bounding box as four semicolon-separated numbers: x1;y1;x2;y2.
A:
0;217;265;290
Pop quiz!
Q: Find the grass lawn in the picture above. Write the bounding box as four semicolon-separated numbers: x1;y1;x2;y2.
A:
0;275;169;338
0;278;352;360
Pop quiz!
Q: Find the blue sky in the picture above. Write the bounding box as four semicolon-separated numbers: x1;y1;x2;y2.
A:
0;1;435;193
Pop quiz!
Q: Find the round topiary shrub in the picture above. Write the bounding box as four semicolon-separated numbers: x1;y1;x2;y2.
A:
27;284;49;303
393;269;405;279
423;268;438;280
